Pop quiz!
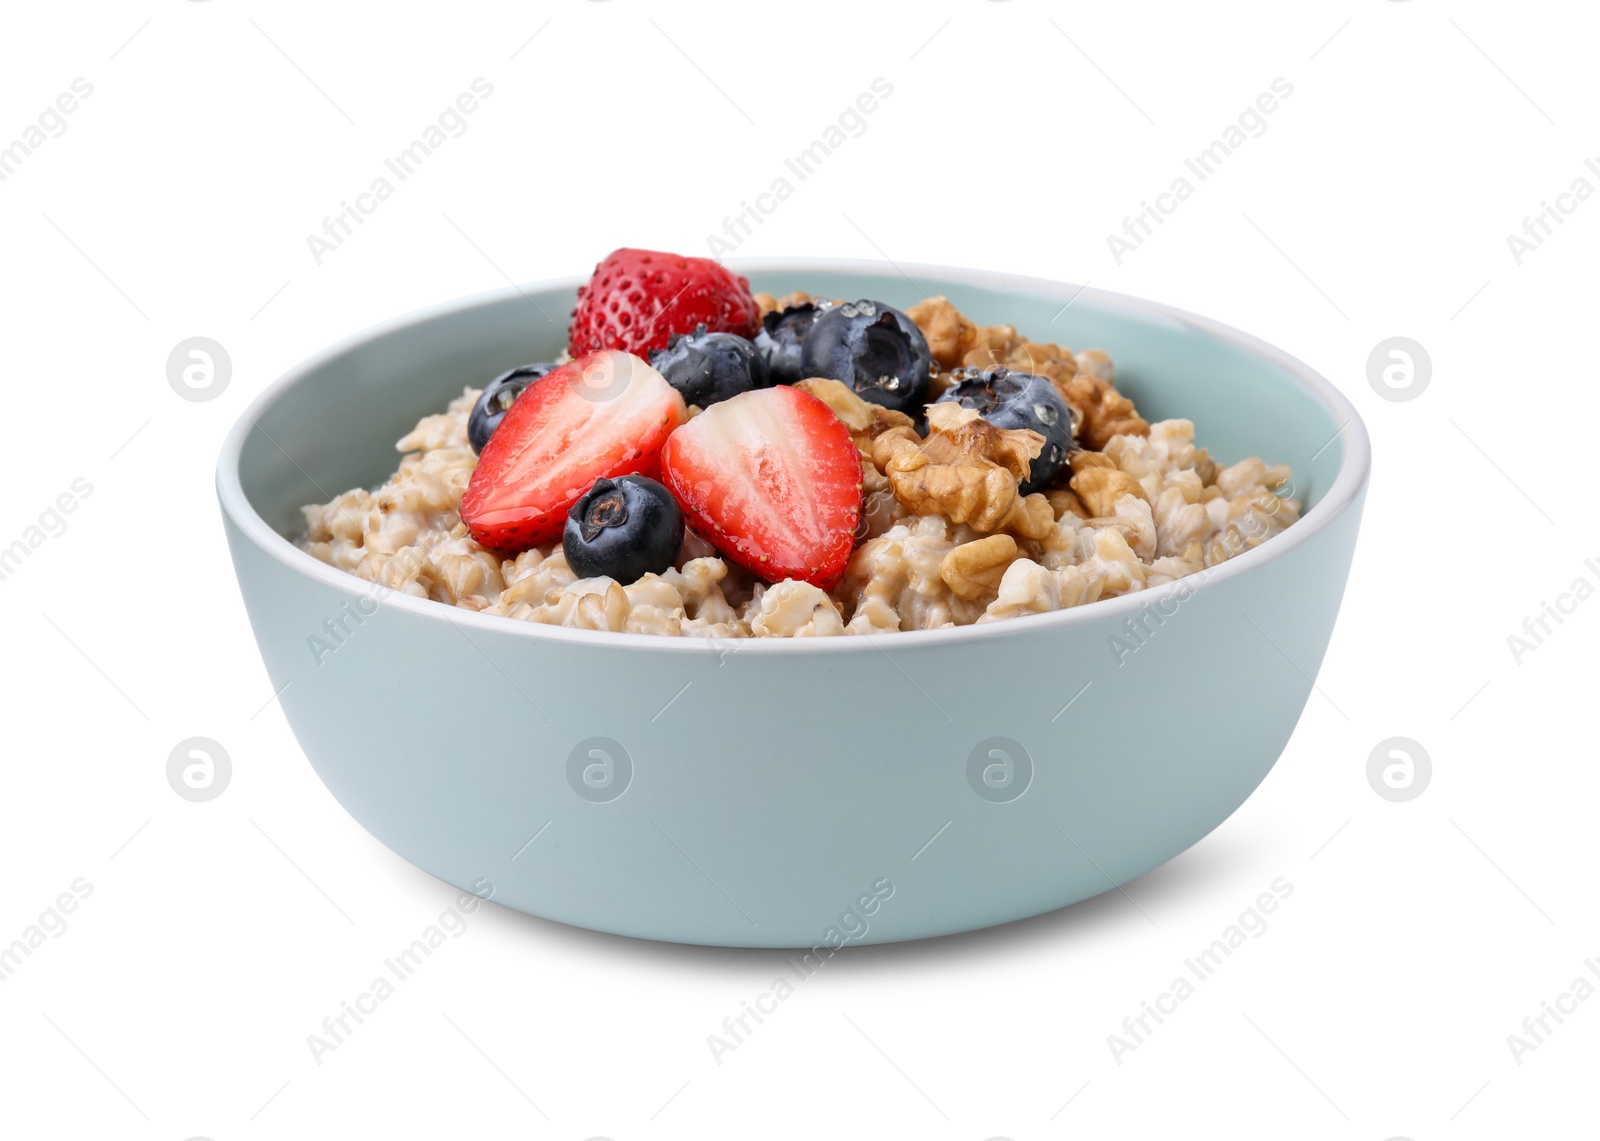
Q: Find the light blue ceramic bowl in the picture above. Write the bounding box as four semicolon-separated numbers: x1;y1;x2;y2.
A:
218;261;1369;948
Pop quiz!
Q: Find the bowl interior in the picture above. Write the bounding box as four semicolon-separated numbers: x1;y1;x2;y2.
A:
234;265;1349;539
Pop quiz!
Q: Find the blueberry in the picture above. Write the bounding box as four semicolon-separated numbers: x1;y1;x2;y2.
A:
799;299;931;414
753;302;822;385
936;367;1074;493
563;475;685;584
649;325;767;407
469;363;556;453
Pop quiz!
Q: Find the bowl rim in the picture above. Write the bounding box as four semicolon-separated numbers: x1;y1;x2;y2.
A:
217;257;1371;655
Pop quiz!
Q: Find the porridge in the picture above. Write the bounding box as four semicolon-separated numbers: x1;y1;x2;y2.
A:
300;248;1298;638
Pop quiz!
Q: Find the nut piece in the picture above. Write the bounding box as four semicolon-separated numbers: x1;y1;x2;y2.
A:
1001;341;1078;385
906;300;1079;388
1045;487;1089;520
754;290;813;318
1068;448;1116;473
961;323;1022;370
1070;465;1150;519
871;403;1054;540
940;534;1018;600
1058;371;1149;451
906;296;978;369
1010;493;1055;539
793;377;916;457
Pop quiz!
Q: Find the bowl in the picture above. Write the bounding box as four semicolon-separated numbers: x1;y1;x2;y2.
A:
218;260;1369;948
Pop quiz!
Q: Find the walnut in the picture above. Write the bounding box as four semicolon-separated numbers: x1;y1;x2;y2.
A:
1070;465;1150;519
793;378;916;457
871;404;1055;540
907;296;978;369
1068;448;1116;474
905;299;1081;386
998;341;1079;386
940;534;1018;600
1058;371;1149;451
1045;487;1089;520
1011;494;1055;539
754;290;813;317
961;324;1023;370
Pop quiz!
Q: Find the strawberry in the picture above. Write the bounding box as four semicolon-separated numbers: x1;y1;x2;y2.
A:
660;386;863;589
461;351;686;552
569;248;761;359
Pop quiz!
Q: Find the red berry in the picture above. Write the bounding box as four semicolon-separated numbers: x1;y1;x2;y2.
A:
660;386;863;589
569;248;760;359
461;351;687;552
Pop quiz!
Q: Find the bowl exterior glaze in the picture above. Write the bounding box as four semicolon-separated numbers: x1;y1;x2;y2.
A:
219;262;1368;948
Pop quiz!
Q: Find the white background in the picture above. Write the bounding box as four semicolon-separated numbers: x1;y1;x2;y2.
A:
1;1;1595;1137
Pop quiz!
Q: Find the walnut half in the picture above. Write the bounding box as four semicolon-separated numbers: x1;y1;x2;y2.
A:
1070;465;1149;519
1058;371;1149;452
754;290;813;318
872;403;1054;540
906;296;978;370
1045;487;1089;520
940;534;1018;600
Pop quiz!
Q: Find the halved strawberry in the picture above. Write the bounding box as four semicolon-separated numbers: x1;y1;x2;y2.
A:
569;248;761;359
462;351;686;552
660;386;863;589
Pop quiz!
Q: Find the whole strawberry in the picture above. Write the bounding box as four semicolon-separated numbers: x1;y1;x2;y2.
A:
569;248;761;359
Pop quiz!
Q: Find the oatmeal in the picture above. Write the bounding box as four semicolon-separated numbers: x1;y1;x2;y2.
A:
299;250;1299;638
